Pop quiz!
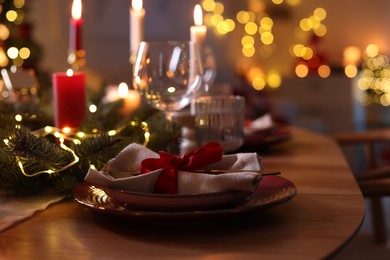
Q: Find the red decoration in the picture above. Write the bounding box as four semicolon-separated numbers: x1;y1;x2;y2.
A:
70;18;82;51
52;71;86;129
141;142;223;194
70;0;83;51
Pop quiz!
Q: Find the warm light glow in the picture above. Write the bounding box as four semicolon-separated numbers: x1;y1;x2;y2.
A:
236;11;250;24
66;69;74;77
89;104;97;113
345;65;358;78
14;0;25;8
260;32;274;45
366;44;379;58
6;10;17;22
299;18;311;31
295;64;309;78
302;47;313;60
245;22;258;35
318;65;331;78
252;77;266;90
210;14;223;27
44;126;53;133
214;2;224;14
108;130;117;136
15;114;22;122
76;132;85;138
314;24;327;37
7;47;18;59
343;46;361;66
247;66;265;83
224;19;235;32
202;0;216;12
62;127;72;134
267;71;282;88
71;0;82;20
0;24;10;40
242;46;255;57
118;82;129;98
132;0;143;11
286;0;301;6
313;7;327;21
241;35;254;47
19;47;30;59
260;17;273;30
194;4;203;26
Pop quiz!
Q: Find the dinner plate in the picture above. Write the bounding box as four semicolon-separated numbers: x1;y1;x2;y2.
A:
243;126;292;148
73;176;297;221
104;187;252;211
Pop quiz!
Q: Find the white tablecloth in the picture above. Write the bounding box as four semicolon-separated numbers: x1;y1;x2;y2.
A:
0;192;64;232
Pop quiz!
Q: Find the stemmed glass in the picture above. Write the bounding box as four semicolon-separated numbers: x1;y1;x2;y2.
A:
201;46;217;93
132;41;203;148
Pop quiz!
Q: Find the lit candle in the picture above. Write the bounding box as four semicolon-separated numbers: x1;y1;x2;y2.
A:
52;69;86;129
343;46;361;66
70;0;83;51
118;82;141;116
190;4;207;53
130;0;145;60
102;83;141;117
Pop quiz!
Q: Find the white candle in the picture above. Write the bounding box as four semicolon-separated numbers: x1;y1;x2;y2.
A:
118;82;141;116
130;0;145;61
190;5;207;53
103;83;141;117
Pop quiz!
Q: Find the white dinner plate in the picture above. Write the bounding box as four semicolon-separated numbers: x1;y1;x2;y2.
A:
73;176;297;221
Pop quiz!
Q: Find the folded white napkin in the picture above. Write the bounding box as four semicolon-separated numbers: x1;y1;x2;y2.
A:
85;143;263;195
244;113;274;135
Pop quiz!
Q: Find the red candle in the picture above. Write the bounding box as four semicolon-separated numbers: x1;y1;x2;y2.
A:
70;0;83;51
52;69;86;129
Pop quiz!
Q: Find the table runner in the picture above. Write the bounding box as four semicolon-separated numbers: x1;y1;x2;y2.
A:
0;192;64;232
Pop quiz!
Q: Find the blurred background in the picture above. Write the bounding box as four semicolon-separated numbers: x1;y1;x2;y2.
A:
7;0;390;134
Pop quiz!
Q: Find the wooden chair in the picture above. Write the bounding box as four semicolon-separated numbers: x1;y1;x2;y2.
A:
333;129;390;244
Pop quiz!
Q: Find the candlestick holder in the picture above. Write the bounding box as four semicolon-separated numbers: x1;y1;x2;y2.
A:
67;49;86;71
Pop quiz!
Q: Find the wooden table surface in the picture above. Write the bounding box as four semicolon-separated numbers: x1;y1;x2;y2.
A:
0;127;365;259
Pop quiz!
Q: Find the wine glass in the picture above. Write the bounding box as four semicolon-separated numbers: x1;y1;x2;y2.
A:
201;46;217;93
132;41;203;149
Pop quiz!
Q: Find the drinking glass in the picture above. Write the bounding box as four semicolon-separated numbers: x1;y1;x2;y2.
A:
192;95;245;153
133;41;203;124
202;46;217;93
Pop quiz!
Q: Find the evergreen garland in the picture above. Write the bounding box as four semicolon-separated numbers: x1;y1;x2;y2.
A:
0;101;180;196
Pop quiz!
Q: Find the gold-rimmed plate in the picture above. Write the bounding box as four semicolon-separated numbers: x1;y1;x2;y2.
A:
72;176;297;221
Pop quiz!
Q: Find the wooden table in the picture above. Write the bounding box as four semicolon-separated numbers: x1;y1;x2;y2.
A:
0;127;364;259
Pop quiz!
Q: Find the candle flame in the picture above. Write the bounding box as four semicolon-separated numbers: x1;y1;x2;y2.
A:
118;82;129;98
132;0;143;11
72;0;82;20
66;69;74;77
194;4;203;26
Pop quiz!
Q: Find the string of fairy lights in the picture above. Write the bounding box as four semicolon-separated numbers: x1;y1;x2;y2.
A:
201;0;329;88
0;0;31;67
200;0;390;106
3;118;151;177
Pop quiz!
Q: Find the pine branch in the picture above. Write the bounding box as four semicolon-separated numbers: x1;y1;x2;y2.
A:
75;134;123;168
6;128;71;172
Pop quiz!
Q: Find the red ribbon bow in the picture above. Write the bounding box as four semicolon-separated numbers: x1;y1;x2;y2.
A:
140;142;223;194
